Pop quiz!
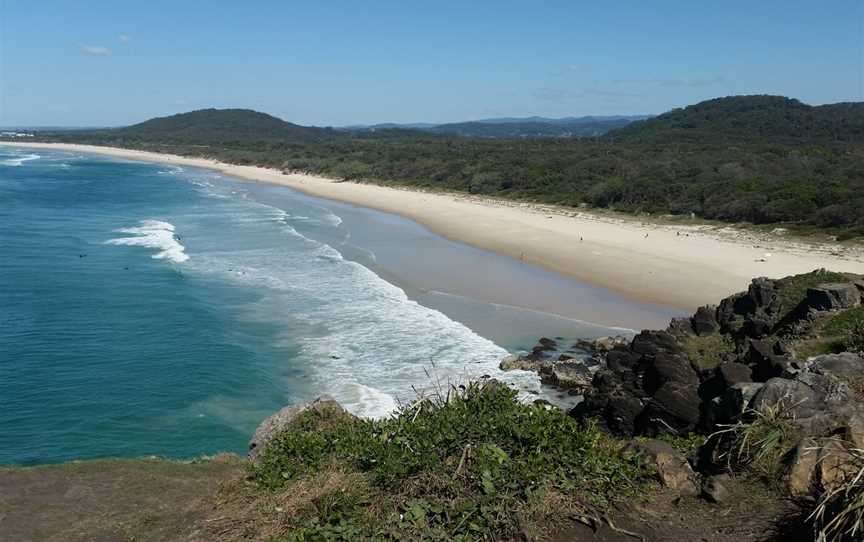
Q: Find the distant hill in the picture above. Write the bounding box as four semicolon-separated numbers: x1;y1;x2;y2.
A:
114;109;331;142
345;115;650;138
608;95;864;143
426;118;639;138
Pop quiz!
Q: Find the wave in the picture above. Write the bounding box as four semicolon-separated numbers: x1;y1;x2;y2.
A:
147;167;545;417
105;220;189;263
182;204;547;418
2;153;41;167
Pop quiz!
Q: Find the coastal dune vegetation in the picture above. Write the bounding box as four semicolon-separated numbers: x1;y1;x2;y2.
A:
29;95;864;239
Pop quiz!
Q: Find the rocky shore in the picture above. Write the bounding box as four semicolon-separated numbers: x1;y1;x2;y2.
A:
502;270;864;518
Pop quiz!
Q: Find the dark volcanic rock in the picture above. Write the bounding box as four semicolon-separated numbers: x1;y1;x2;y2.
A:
802;352;864;381
717;362;753;387
691;305;720;336
807;283;861;311
749;378;826;419
707;382;764;425
639;381;701;435
748;339;792;380
540;361;592;389
537;337;558;350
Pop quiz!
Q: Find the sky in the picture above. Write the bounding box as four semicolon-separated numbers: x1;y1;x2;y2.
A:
1;1;862;127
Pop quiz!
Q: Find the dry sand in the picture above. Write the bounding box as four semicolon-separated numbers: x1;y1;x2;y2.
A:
5;142;862;310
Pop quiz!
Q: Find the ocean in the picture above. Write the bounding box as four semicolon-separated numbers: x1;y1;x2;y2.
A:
0;147;681;465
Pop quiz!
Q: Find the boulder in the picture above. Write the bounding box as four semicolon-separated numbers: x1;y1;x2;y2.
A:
702;474;730;503
248;396;347;463
639;381;701;435
500;354;544;372
631;330;681;357
540;361;592;389
644;350;699;393
606;349;639;372
749;378;826;419
717;362;753;387
708;382;764;424
817;438;858;493
807;283;861;311
803;352;864;382
626;439;699;496
691;305;720;336
537;337;558;350
749;339;792;380
854;279;864;295
786;437;820;497
573;335;629;352
604;395;645;435
749;277;777;309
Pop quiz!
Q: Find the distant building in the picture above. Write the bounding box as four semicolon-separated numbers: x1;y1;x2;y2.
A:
0;132;34;138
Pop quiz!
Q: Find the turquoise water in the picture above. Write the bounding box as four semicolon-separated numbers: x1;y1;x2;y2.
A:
0;147;680;465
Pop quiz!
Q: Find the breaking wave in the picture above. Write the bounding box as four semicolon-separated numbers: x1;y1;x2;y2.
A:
105;220;189;263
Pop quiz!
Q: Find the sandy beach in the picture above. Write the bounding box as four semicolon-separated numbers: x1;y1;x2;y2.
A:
4;141;862;310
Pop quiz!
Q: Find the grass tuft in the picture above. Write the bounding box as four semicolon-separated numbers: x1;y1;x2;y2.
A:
811;447;864;542
712;400;799;481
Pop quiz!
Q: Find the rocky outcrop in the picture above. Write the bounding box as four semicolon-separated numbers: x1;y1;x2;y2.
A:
248;396;348;463
807;283;861;311
570;272;864;441
570;329;705;436
499;336;628;392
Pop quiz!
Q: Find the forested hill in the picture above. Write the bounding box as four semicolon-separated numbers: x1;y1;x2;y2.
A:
608;95;864;143
112;109;333;142
347;116;648;138
19;96;864;238
426;118;634;138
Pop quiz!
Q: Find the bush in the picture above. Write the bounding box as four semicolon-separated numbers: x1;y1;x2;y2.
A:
254;380;649;540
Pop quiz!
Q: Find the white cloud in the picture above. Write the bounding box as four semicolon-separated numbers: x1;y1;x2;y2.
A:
80;44;110;55
119;34;131;43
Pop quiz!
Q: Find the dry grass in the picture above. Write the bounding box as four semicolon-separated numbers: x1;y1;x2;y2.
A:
810;446;864;542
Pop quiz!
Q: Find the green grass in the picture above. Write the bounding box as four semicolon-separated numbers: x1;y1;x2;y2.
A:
824;306;864;337
713;402;799;483
252;381;650;541
679;333;735;371
794;305;864;359
773;270;851;321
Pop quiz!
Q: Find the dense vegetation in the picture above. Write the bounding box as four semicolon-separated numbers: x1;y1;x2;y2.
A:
612;95;864;144
29;95;864;237
421;117;636;138
347;115;647;138
247;381;647;540
111;108;333;142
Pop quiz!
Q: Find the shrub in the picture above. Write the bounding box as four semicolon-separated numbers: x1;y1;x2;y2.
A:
254;380;649;540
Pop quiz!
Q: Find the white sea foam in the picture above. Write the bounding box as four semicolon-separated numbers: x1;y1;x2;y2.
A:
2;153;41;166
105;219;189;263
180;197;550;418
159;169;554;418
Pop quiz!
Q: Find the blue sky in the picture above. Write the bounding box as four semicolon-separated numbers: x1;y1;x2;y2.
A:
1;1;861;126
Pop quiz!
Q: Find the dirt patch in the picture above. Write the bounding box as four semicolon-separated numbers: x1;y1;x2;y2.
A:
549;478;805;542
0;455;244;542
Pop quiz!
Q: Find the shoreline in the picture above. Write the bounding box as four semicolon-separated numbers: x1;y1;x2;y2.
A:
4;141;863;310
